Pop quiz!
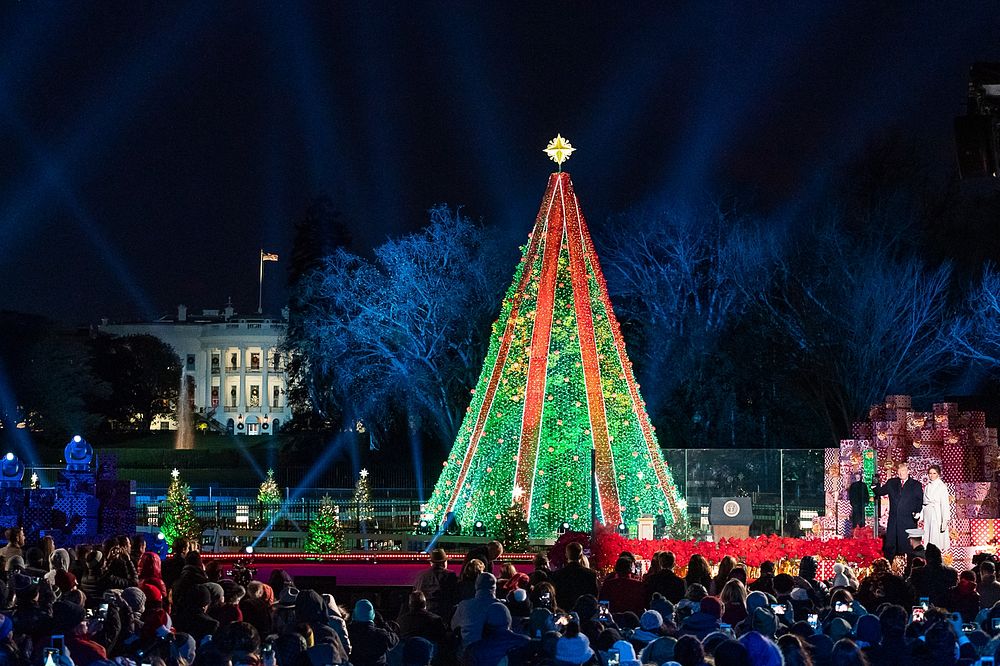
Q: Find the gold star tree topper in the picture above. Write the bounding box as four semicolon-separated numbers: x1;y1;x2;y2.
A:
543;134;575;170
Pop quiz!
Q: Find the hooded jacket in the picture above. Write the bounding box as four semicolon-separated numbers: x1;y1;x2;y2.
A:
451;574;499;645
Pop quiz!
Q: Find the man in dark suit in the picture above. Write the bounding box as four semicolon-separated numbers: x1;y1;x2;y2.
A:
873;462;924;559
848;473;870;531
549;541;598;611
644;551;686;604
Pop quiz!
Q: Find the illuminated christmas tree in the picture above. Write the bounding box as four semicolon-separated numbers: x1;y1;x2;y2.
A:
161;468;201;545
353;468;376;529
426;136;687;538
258;469;282;505
305;495;344;553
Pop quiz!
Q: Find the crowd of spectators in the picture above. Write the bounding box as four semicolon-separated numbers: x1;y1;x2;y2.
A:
4;527;1000;666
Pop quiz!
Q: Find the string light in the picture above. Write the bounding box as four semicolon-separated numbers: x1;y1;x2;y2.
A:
425;161;686;537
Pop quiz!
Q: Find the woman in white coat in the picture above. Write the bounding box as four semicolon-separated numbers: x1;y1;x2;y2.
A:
920;464;950;551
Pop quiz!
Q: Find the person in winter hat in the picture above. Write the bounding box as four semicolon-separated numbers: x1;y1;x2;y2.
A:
451;572;499;646
739;630;783;666
629;609;663;648
611;639;641;666
553;626;595;665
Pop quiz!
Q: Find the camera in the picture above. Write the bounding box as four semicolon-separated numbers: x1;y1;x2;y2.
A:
224;556;257;587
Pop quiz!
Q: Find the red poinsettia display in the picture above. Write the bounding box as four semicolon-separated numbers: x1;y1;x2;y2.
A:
549;525;883;574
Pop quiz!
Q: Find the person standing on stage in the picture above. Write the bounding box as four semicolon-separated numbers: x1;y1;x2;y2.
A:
848;472;870;531
919;464;950;552
873;462;923;559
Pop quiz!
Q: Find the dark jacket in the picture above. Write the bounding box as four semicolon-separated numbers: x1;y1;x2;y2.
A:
645;569;686;604
348;621;399;666
873;477;923;558
679;611;720;641
173;610;219;643
550;562;599;611
945;579;980;622
397;608;448;644
598;575;647;615
461;627;531;666
910;563;959;608
160;555;186;590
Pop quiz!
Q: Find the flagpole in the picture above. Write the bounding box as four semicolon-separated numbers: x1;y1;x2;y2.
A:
258;249;264;314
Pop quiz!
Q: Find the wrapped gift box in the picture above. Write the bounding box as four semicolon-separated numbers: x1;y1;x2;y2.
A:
946;546;978;570
886;395;913;409
969;518;1000;544
852;423;873;438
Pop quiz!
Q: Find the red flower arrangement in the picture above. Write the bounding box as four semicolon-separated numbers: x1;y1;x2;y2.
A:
548;525;883;575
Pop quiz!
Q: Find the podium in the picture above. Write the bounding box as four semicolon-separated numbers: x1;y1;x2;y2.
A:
709;497;753;540
637;515;654;540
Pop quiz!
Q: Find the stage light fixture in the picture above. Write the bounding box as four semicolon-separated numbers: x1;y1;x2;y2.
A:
3;453;11;462
617;522;628;536
156;532;165;541
245;546;254;554
73;435;82;443
558;522;570;535
474;520;486;537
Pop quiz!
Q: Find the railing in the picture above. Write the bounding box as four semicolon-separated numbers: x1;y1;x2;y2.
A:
139;498;424;533
223;406;239;413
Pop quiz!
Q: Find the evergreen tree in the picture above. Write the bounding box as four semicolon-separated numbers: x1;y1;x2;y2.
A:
258;469;282;504
305;495;344;553
161;468;200;545
353;468;376;530
495;503;531;553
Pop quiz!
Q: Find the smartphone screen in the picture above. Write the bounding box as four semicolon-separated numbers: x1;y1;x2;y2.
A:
993;617;1000;631
835;602;850;612
919;597;929;610
808;613;818;628
50;635;64;652
912;606;925;623
607;648;620;666
770;603;785;615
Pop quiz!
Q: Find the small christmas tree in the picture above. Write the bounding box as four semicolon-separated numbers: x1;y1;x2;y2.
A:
305;495;344;553
161;468;201;546
258;469;282;505
353;468;376;530
495;503;531;553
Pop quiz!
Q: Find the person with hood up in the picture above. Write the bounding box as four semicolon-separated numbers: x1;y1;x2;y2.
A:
44;548;70;587
552;621;596;665
673;634;706;666
137;552;168;604
321;593;351;653
679;595;722;640
749;606;779;640
461;602;530;666
738;631;783;666
640;635;677;665
171;550;208;611
295;589;349;656
54;599;107;665
610;639;641;666
348;598;399;666
451;572;499;646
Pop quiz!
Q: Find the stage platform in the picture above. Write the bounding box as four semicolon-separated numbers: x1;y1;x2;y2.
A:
201;552;536;588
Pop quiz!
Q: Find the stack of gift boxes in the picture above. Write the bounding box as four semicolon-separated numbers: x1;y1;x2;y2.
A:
812;395;1000;570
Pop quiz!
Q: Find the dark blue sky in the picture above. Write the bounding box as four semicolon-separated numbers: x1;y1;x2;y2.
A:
0;2;996;323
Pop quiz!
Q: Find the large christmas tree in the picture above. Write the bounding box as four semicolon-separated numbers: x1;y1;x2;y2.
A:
426;136;687;538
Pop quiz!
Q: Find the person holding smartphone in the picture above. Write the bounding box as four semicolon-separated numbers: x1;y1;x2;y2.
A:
52;599;107;665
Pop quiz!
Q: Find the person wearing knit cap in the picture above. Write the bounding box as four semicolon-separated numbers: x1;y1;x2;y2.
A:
56;599;108;665
679;595;722;640
826;616;852;643
4;556;23;574
630;609;664;647
854;613;881;649
54;570;78;595
606;639;639;666
701;630;730;656
400;636;434;666
451;572;498;645
739;631;783;666
348;598;399;666
750;606;778;638
640;635;677;665
463;602;531;666
554;625;596;665
122;587;146;615
713;638;752;665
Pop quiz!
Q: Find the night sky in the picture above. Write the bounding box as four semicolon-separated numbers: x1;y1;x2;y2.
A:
1;3;996;324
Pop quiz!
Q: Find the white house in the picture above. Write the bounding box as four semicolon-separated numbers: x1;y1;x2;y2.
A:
99;302;292;435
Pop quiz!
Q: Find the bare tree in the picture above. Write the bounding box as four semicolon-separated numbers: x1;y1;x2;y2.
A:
950;266;1000;367
288;206;507;445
